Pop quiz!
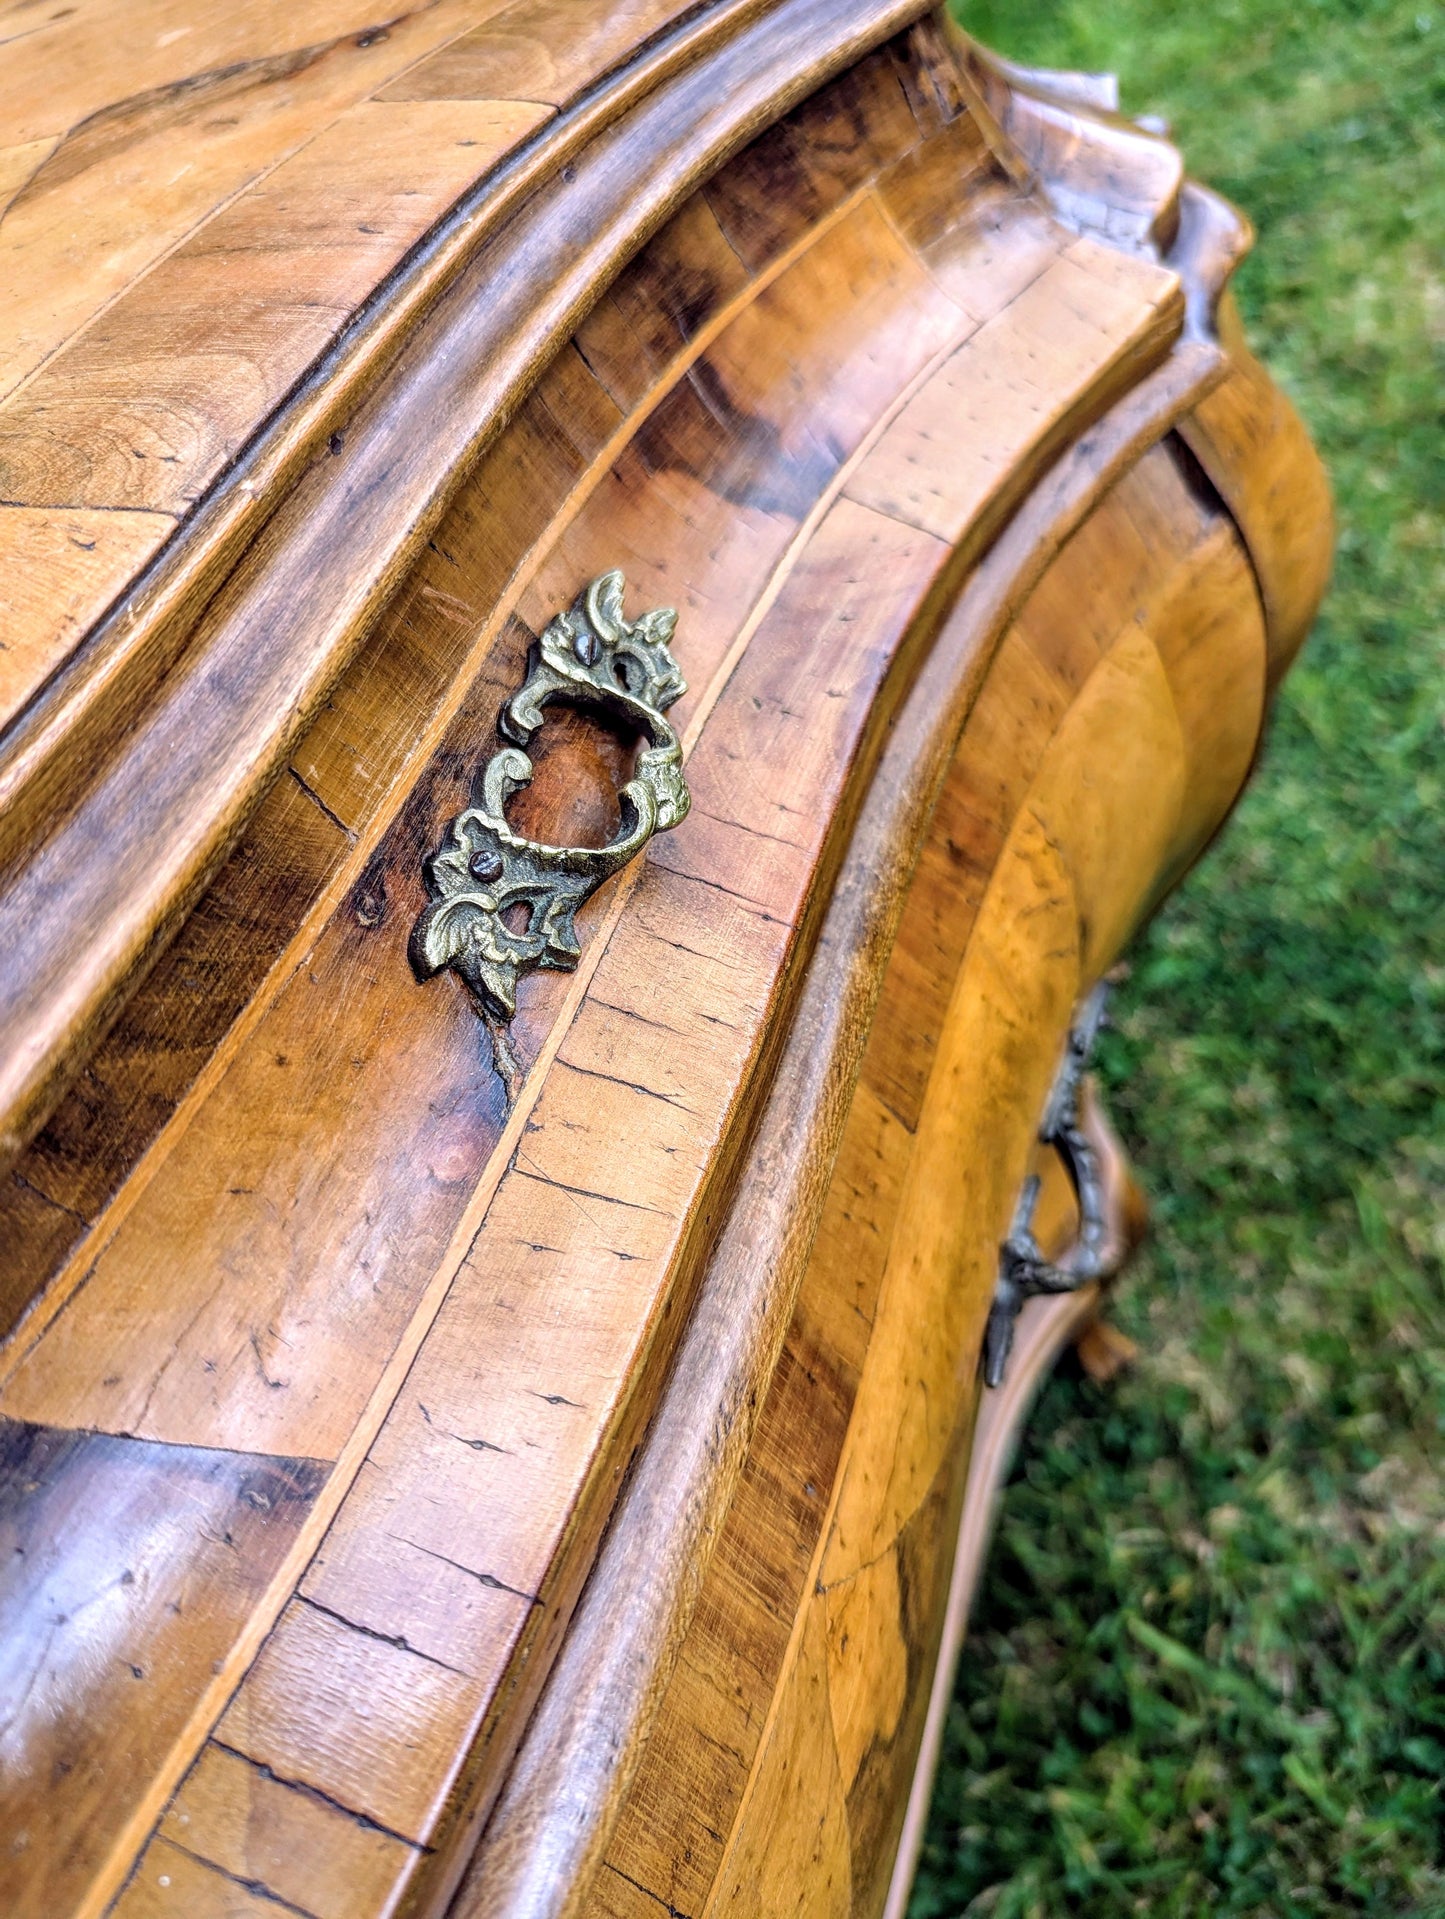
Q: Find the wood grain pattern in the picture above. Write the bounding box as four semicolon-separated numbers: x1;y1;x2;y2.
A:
110;1837;287;1919
0;90;1178;1442
154;1742;420;1919
958;34;1183;256
0;1421;326;1919
81;221;1181;1919
0;0;509;401
859;435;1211;1131
458;350;1242;1919
0;22;1003;1356
568;434;1270;1919
0;0;936;1176
701;41;926;271
696;806;1083;1919
6;770;347;1267
2;331;627;1327
0;506;171;732
748;515;1262;1915
0;99;553;515
881;1082;1144;1919
1180;293;1334;691
1;56;995;1323
205;499;950;1908
382;0;721;107
7;156;1083;1447
0;13;1333;1918
0;1174;79;1346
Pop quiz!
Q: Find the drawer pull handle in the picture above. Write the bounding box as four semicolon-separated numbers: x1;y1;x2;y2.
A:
984;983;1124;1386
411;571;689;1066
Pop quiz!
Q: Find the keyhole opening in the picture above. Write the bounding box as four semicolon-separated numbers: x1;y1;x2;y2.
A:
504;704;643;851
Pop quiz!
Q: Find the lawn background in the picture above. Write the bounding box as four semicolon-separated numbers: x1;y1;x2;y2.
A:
911;2;1445;1913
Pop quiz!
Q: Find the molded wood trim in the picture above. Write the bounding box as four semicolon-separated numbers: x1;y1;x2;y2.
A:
0;0;937;1172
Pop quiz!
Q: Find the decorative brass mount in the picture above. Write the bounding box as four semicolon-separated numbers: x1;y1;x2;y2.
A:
983;983;1114;1387
411;571;689;1060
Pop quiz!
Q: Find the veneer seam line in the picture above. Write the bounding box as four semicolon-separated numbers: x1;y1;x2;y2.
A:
58;196;1042;1919
0;0;922;791
0;4;536;414
0;0;945;1189
412;352;1229;1917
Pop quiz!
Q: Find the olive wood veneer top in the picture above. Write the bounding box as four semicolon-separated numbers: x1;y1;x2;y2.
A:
0;0;717;718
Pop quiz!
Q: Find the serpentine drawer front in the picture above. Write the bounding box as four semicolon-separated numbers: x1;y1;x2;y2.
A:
0;5;1330;1917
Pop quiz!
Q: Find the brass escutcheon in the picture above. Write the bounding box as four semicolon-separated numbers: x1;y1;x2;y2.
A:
411;571;689;1089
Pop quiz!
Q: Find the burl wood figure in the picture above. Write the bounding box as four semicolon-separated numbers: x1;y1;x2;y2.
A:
0;3;1330;1915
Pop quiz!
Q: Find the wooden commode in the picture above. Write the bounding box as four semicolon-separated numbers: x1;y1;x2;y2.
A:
0;5;1331;1915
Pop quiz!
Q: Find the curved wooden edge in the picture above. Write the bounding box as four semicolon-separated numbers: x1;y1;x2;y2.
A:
1179;293;1335;695
0;0;936;1174
952;32;1330;697
880;1287;1103;1916
1170;179;1254;344
0;0;783;854
951;29;1184;256
0;7;695;848
881;1078;1145;1919
952;35;1253;348
446;346;1225;1919
0;113;951;1364
975;54;1120;117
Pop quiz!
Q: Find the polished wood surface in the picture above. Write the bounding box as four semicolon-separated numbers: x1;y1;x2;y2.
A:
0;0;932;1169
560;436;1264;1919
0;0;739;720
0;6;1330;1916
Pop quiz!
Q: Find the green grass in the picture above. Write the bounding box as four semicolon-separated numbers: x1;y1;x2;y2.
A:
914;2;1445;1913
